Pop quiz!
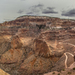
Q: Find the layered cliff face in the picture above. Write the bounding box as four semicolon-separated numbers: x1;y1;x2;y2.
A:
0;16;75;40
0;16;75;75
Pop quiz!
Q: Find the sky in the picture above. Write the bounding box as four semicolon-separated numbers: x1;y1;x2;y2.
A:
0;0;75;23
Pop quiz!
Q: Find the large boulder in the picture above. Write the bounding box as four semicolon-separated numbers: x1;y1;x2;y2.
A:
19;55;53;75
11;35;23;49
0;49;24;64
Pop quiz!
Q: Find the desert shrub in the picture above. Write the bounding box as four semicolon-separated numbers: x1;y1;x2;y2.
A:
58;73;60;75
52;72;55;74
73;68;75;70
62;69;65;71
68;72;71;74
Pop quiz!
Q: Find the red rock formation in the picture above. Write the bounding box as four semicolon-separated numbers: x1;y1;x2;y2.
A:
0;15;75;75
33;39;50;57
19;55;53;74
0;49;24;64
11;35;22;49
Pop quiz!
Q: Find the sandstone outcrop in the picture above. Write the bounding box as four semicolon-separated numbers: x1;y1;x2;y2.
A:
0;69;10;75
19;54;53;75
33;39;50;57
0;40;11;55
11;35;22;49
0;49;24;64
0;35;11;55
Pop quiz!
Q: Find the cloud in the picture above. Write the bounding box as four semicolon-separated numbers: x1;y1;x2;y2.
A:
62;9;75;17
42;10;58;14
27;5;58;15
26;12;33;14
32;4;44;9
17;10;24;14
26;4;44;15
42;7;58;14
30;4;44;12
47;7;55;10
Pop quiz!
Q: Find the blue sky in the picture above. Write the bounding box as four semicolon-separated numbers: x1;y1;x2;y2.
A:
0;0;75;23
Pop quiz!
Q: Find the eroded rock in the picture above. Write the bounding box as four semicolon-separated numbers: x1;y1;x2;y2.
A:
19;54;53;75
0;36;11;55
0;41;11;55
33;39;51;57
0;49;24;64
11;36;22;49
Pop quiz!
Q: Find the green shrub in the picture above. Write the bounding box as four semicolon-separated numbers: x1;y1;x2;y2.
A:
62;69;65;71
52;72;55;74
73;68;75;70
58;73;60;75
68;72;71;74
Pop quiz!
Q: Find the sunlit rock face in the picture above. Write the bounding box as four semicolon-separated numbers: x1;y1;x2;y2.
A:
0;69;10;75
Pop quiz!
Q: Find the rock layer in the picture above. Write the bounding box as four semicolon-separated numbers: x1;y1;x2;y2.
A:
0;16;75;75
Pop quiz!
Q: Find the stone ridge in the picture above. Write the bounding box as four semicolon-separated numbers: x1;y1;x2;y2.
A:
0;16;75;75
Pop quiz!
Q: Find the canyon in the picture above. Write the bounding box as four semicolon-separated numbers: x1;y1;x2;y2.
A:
0;15;75;75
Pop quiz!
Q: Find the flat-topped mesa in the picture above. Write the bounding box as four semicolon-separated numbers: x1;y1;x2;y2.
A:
16;15;49;20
